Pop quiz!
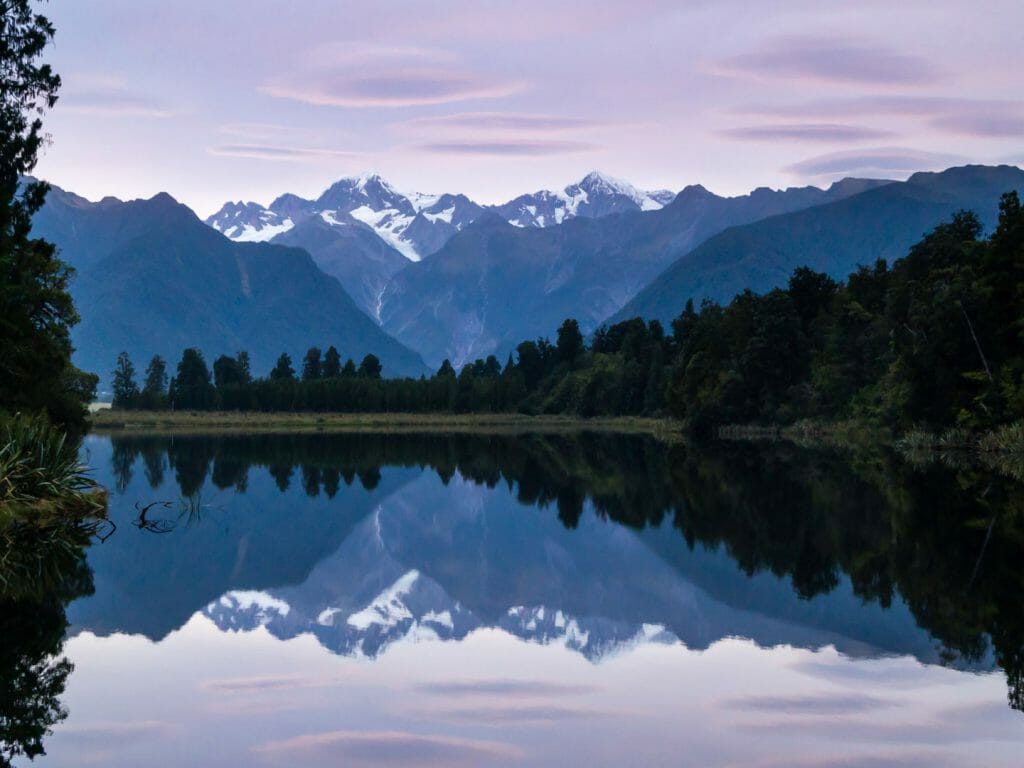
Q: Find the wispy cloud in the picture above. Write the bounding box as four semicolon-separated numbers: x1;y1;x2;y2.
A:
203;674;346;692
416;679;598;698
720;123;894;143
253;730;523;767
218;123;315;140
414;140;600;156
263;46;522;108
741;751;959;768
208;144;361;162
398;112;605;134
263;71;522;109
59;89;176;118
734;96;1024;131
784;147;965;178
56;720;176;744
930;113;1024;138
711;36;943;86
415;704;619;724
788;659;943;688
720;693;896;715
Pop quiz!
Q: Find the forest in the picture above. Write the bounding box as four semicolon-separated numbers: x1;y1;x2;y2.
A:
111;192;1024;438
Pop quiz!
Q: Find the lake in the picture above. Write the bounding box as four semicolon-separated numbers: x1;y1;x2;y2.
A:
7;431;1024;766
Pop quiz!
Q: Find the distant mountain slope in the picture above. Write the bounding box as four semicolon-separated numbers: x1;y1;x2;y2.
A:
494;171;674;227
30;187;428;387
611;164;1024;329
380;177;890;368
204;170;679;262
206;173;484;260
272;215;409;321
202;469;943;664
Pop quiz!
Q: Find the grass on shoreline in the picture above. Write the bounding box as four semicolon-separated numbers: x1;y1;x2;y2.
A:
1;414;107;520
89;409;684;440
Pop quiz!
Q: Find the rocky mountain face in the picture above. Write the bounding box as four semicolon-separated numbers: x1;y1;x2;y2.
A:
30;185;428;389
197;471;941;664
494;170;675;228
67;433;953;666
40;165;1019;381
206;173;485;262
378;177;892;368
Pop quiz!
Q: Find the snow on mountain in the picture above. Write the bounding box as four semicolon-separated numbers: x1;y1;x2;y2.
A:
206;174;484;261
496;171;676;228
205;578;678;662
205;171;677;259
205;201;294;242
345;569;420;630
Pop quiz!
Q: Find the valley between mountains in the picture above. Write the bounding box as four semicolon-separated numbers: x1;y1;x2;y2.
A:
29;165;1024;390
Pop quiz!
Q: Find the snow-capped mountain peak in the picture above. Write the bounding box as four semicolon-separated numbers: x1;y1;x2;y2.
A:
206;201;294;242
495;171;676;228
205;171;679;257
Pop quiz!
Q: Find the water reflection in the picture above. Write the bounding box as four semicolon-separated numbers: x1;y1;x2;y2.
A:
76;431;1024;712
0;514;95;765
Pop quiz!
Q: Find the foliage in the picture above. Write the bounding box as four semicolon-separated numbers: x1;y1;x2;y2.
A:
111;351;138;409
0;0;96;429
301;347;322;381
140;355;168;410
109;194;1024;436
0;499;95;766
269;352;294;381
0;413;105;519
667;195;1024;435
170;348;214;410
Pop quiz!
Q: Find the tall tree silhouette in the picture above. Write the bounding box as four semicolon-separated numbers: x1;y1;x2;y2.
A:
0;0;96;427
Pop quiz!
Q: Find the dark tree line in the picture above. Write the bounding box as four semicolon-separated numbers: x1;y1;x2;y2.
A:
111;193;1024;433
667;193;1024;434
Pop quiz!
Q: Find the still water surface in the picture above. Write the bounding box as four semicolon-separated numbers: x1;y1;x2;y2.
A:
16;432;1024;766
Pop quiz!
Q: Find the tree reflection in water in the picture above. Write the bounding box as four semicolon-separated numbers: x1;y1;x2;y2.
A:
107;431;1024;712
0;514;97;765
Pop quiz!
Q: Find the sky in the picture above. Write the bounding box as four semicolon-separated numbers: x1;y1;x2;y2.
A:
34;0;1024;217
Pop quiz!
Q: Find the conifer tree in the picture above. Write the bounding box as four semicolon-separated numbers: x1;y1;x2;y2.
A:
270;353;295;381
357;354;382;379
301;347;322;380
0;1;96;427
111;352;139;409
323;346;341;378
236;351;252;384
173;348;214;409
141;355;168;409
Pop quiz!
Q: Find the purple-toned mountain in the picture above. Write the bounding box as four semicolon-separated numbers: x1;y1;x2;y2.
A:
205;173;484;262
204;170;676;258
495;171;675;228
29;183;429;390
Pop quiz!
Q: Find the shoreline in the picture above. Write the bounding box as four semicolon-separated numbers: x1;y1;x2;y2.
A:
88;410;684;439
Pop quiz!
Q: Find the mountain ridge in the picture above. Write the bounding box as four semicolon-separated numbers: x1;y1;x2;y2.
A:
29;183;429;387
379;174;893;367
610;164;1024;329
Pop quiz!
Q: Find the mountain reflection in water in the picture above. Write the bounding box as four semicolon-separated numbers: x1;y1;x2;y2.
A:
77;432;1024;702
7;430;1024;766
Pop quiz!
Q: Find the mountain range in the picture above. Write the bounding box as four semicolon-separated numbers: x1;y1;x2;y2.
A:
378;176;892;367
206;170;675;253
612;164;1024;329
29;183;428;387
29;164;1024;384
204;171;676;320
